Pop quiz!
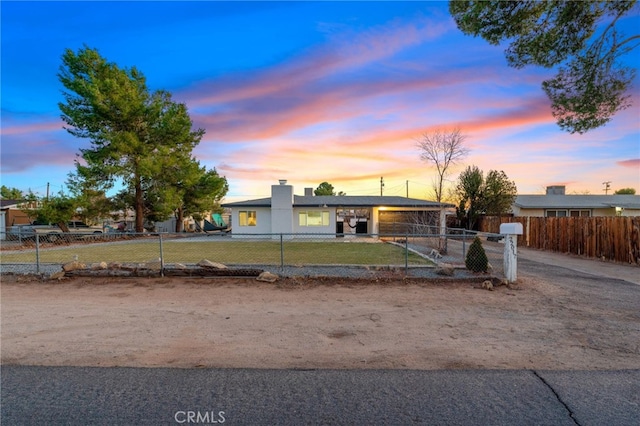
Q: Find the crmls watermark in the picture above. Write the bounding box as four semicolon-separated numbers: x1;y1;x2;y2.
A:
174;410;225;424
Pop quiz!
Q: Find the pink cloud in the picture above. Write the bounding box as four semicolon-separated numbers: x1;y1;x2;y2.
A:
182;15;451;109
0;120;62;136
179;16;492;148
617;159;640;168
1;136;79;173
191;65;490;148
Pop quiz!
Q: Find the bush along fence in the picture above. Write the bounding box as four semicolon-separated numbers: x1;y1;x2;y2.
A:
478;216;640;265
0;231;505;279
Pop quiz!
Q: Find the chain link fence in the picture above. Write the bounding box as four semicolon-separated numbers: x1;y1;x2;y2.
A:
0;229;506;279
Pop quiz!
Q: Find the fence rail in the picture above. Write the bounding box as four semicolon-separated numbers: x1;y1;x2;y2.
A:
478;216;640;264
0;231;503;278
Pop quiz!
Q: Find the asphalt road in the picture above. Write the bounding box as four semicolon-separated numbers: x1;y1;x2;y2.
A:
516;245;640;286
2;366;639;425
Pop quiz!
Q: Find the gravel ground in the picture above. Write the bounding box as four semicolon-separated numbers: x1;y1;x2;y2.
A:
0;264;62;276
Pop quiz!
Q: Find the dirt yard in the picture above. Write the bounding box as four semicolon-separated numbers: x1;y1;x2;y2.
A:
2;267;639;370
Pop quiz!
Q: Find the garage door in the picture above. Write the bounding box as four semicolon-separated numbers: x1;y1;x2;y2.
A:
378;211;438;235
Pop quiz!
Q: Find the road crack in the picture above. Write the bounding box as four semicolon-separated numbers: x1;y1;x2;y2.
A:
532;370;580;426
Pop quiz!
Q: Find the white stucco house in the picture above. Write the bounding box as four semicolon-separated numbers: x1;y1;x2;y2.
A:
221;180;454;238
512;186;640;217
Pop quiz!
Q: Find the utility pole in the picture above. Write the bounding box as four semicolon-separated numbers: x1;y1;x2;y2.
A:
380;177;384;196
406;180;409;198
602;181;611;194
46;182;50;200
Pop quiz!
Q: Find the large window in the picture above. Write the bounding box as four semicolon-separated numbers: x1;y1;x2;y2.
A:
238;211;257;226
299;211;330;226
547;209;591;217
569;210;590;217
546;210;567;217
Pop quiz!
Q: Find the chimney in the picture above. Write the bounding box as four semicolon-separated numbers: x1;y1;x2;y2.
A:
546;185;566;195
271;181;293;236
304;188;313;196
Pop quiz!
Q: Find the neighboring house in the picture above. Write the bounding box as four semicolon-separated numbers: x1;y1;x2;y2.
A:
512;186;640;217
0;199;32;240
221;180;453;238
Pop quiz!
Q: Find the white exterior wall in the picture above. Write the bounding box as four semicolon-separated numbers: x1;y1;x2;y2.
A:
371;207;380;234
591;207;616;216
620;208;640;217
515;206;640;217
154;217;177;232
230;207;271;238
292;207;336;237
0;211;5;240
592;207;640;217
513;208;545;217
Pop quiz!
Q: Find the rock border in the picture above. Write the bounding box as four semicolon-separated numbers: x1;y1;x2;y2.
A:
56;259;268;279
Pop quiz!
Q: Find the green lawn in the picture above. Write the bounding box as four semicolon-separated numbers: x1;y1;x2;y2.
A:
0;238;433;266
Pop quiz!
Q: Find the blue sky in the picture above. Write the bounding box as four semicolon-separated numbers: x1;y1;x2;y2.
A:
1;1;639;202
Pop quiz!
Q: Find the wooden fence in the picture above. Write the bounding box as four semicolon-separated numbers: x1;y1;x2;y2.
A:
478;216;640;265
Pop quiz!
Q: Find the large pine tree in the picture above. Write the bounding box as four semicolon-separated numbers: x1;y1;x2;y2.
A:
58;46;206;232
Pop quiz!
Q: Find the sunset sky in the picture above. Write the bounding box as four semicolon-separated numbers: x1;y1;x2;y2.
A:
2;1;639;202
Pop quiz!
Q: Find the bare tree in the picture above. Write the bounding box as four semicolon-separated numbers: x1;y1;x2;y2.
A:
416;128;469;203
416;128;469;254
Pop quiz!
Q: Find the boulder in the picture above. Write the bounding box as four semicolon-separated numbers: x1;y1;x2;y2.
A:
482;280;494;291
435;263;455;276
49;271;66;280
90;262;108;270
197;259;228;269
256;271;279;283
62;261;86;272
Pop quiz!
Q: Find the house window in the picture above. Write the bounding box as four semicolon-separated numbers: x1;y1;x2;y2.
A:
546;210;568;217
299;211;330;226
238;211;257;226
569;210;590;217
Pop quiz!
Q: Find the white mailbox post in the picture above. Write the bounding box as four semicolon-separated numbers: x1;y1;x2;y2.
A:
500;223;523;283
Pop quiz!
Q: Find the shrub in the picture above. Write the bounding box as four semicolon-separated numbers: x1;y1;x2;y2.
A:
466;236;488;272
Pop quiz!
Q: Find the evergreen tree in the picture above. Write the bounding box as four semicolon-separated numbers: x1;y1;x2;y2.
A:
450;1;638;133
456;166;517;230
465;236;489;273
0;185;24;200
314;182;336;196
58;46;204;232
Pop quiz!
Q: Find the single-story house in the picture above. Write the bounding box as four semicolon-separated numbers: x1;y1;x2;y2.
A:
512;186;640;217
0;199;32;240
221;180;454;238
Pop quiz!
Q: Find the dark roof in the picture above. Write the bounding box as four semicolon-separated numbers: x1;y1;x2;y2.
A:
223;195;453;209
0;199;23;209
514;195;640;210
223;197;272;208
